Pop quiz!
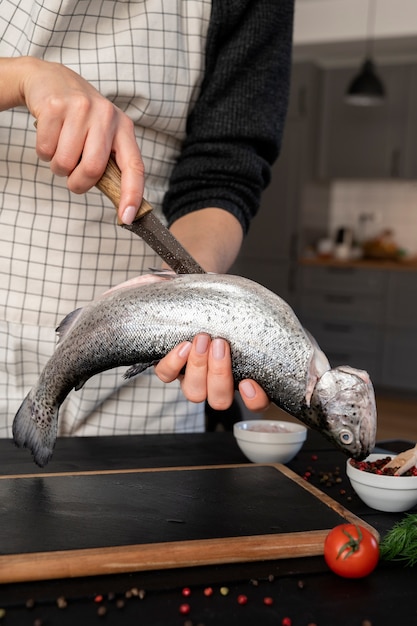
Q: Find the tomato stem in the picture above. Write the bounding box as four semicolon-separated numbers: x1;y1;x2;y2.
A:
336;524;363;560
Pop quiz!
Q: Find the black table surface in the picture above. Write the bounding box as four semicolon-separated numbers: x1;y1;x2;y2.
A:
0;430;415;625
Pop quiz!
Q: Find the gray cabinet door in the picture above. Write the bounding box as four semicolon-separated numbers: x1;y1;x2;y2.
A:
403;66;417;179
317;64;414;179
385;271;417;329
296;266;387;385
381;271;417;391
382;330;417;391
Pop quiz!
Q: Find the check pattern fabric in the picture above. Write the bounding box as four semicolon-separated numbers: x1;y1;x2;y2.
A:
0;0;211;437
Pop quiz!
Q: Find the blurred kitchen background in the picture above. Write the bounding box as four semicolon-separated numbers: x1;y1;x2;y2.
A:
231;0;417;441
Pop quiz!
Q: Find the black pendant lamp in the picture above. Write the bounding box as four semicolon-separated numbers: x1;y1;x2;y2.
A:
345;0;386;106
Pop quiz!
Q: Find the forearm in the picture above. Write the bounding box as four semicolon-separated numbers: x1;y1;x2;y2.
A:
169;208;244;274
163;0;294;234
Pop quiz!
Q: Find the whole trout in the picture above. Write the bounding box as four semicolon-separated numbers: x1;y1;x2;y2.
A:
13;274;377;466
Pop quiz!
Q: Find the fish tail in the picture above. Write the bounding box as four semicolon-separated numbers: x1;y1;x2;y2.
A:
12;391;58;467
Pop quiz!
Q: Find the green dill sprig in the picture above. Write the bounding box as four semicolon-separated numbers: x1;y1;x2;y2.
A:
379;514;417;566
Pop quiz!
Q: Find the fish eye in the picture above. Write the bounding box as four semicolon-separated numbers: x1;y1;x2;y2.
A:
339;429;354;445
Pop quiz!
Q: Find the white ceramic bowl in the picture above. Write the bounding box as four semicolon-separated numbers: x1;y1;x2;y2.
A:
233;420;307;464
346;453;417;513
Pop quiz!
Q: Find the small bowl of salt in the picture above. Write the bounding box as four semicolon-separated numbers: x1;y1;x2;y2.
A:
233;420;307;464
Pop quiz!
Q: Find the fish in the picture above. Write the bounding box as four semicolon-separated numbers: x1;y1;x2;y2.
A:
13;273;377;467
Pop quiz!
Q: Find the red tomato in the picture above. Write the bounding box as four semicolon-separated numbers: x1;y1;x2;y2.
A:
324;524;379;578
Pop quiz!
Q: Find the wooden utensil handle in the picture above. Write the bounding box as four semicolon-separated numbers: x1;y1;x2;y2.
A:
96;156;153;223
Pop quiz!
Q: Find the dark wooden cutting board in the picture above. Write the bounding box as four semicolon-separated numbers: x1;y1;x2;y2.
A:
0;463;377;583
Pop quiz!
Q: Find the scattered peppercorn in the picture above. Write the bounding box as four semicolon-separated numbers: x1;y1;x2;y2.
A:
33;619;43;626
268;574;275;582
297;579;305;589
182;587;191;597
25;598;35;609
263;596;274;606
56;596;67;609
282;618;292;626
220;587;229;596
237;594;248;605
203;587;213;597
97;605;107;617
116;599;125;609
94;595;103;603
179;603;191;615
0;609;5;619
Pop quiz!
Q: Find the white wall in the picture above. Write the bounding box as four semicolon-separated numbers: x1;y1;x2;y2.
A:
294;0;417;46
329;181;417;257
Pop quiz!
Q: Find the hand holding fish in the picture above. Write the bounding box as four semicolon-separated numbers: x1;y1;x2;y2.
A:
155;334;270;413
0;56;144;224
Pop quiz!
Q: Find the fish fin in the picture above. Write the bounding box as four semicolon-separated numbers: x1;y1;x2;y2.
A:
100;272;175;298
12;392;58;467
148;267;178;277
56;308;84;343
123;362;158;379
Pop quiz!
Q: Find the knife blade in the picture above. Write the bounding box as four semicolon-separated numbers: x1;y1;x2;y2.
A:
96;156;206;274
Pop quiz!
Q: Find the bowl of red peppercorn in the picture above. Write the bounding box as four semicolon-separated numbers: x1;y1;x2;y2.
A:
346;453;417;512
233;420;307;464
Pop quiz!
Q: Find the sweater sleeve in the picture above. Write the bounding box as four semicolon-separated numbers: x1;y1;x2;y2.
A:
162;0;294;234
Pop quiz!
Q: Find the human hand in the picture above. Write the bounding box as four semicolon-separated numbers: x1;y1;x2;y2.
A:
19;57;143;223
154;334;270;412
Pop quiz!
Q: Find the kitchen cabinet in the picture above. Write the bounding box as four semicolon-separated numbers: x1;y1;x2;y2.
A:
317;63;417;180
232;63;319;305
404;65;417;179
382;272;417;390
295;265;386;385
296;264;417;393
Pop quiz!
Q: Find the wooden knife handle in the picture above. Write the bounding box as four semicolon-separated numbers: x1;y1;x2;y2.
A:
96;156;153;224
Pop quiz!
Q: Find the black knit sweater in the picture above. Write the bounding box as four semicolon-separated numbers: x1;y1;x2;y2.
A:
162;0;294;234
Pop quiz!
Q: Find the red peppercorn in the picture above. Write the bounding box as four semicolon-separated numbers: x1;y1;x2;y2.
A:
237;594;248;605
282;618;292;626
179;603;190;615
182;587;191;597
203;587;213;597
263;596;274;606
311;454;318;461
94;595;103;603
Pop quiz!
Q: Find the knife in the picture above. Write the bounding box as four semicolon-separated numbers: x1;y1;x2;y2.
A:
96;157;206;274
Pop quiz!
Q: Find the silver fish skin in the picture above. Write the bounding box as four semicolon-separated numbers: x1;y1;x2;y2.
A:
12;273;377;467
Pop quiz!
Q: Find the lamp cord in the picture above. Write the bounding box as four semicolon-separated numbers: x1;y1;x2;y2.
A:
365;0;377;58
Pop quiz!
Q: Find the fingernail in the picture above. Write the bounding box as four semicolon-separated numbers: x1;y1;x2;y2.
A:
240;380;256;399
178;341;192;358
195;334;210;354
121;205;137;225
212;338;225;360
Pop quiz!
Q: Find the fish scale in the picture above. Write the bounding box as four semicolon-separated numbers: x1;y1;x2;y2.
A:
13;273;377;467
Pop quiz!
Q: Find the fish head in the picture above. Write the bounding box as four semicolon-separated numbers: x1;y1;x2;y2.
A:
308;365;377;459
